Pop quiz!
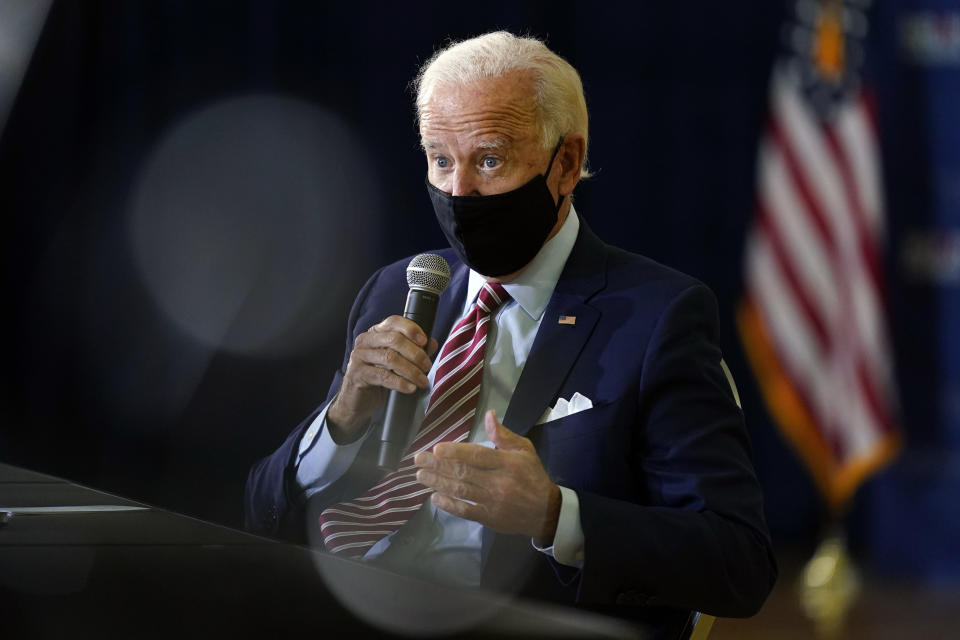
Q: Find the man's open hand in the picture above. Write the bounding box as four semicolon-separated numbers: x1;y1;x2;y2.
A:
414;410;562;541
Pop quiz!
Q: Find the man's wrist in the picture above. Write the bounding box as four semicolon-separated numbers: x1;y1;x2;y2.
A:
531;486;584;569
295;406;371;495
327;416;366;445
536;484;563;543
326;398;368;445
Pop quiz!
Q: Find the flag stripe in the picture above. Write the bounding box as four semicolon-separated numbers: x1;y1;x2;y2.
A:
756;202;832;351
748;233;844;458
760;142;842;319
835;95;885;238
823;124;883;291
768;118;840;259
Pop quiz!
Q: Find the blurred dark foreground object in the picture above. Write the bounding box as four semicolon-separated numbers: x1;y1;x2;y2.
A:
0;462;654;639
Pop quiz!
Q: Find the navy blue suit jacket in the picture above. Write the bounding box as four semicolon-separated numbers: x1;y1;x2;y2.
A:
244;221;776;628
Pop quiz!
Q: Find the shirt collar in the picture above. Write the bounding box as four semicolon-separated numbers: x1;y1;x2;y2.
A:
464;204;580;321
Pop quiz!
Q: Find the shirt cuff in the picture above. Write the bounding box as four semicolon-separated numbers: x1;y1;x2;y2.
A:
294;404;369;495
531;486;584;568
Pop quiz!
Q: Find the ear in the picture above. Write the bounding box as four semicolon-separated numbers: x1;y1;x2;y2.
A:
556;133;586;197
557;133;587;196
550;133;587;196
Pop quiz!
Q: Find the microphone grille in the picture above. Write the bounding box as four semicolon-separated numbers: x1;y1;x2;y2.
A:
406;253;451;294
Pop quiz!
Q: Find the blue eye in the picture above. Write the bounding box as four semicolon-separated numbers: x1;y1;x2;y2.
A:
482;156;500;169
435;156;449;168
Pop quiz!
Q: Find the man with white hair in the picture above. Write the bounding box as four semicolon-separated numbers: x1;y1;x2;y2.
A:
246;31;776;631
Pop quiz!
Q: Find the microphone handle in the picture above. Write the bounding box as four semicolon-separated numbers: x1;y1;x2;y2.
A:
377;289;440;471
400;289;439;338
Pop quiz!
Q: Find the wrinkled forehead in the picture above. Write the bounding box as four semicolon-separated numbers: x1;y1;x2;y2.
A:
418;71;540;143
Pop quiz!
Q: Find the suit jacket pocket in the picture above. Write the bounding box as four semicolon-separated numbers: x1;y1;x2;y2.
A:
537;398;622;443
533;397;636;496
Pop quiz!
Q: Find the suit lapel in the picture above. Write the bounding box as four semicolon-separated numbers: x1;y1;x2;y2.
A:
483;222;608;574
501;222;607;438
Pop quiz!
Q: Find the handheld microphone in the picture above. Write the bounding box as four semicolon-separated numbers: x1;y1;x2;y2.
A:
377;254;451;471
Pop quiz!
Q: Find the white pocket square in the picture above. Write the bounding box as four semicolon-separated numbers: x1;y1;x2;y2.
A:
536;392;594;425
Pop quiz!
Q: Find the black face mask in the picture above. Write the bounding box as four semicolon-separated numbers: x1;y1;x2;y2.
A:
426;138;565;277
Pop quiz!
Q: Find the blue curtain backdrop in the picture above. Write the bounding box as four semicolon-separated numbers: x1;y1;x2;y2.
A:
0;0;955;583
865;0;960;584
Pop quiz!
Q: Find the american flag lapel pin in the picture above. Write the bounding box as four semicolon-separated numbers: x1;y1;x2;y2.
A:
558;315;576;325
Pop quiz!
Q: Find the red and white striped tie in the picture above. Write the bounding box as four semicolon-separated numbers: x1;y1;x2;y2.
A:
318;282;510;557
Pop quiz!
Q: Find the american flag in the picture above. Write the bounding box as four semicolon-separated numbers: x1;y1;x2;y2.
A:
738;0;899;509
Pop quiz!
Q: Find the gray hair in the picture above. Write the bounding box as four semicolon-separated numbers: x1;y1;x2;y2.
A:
414;31;591;178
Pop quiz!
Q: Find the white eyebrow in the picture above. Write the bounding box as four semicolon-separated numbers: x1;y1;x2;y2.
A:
419;139;509;154
475;138;508;151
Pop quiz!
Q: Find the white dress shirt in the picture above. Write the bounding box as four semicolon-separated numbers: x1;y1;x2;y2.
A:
295;207;585;585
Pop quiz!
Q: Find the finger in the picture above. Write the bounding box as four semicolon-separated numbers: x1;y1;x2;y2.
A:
431;442;501;468
484;410;529;451
413;450;437;469
427;337;439;358
415;451;492;484
356;331;433;374
354;359;422;393
371;315;429;348
431;492;486;523
352;347;429;389
416;469;488;503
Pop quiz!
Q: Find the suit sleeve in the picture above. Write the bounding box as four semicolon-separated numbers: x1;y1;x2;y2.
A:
242;267;385;541
575;284;777;617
